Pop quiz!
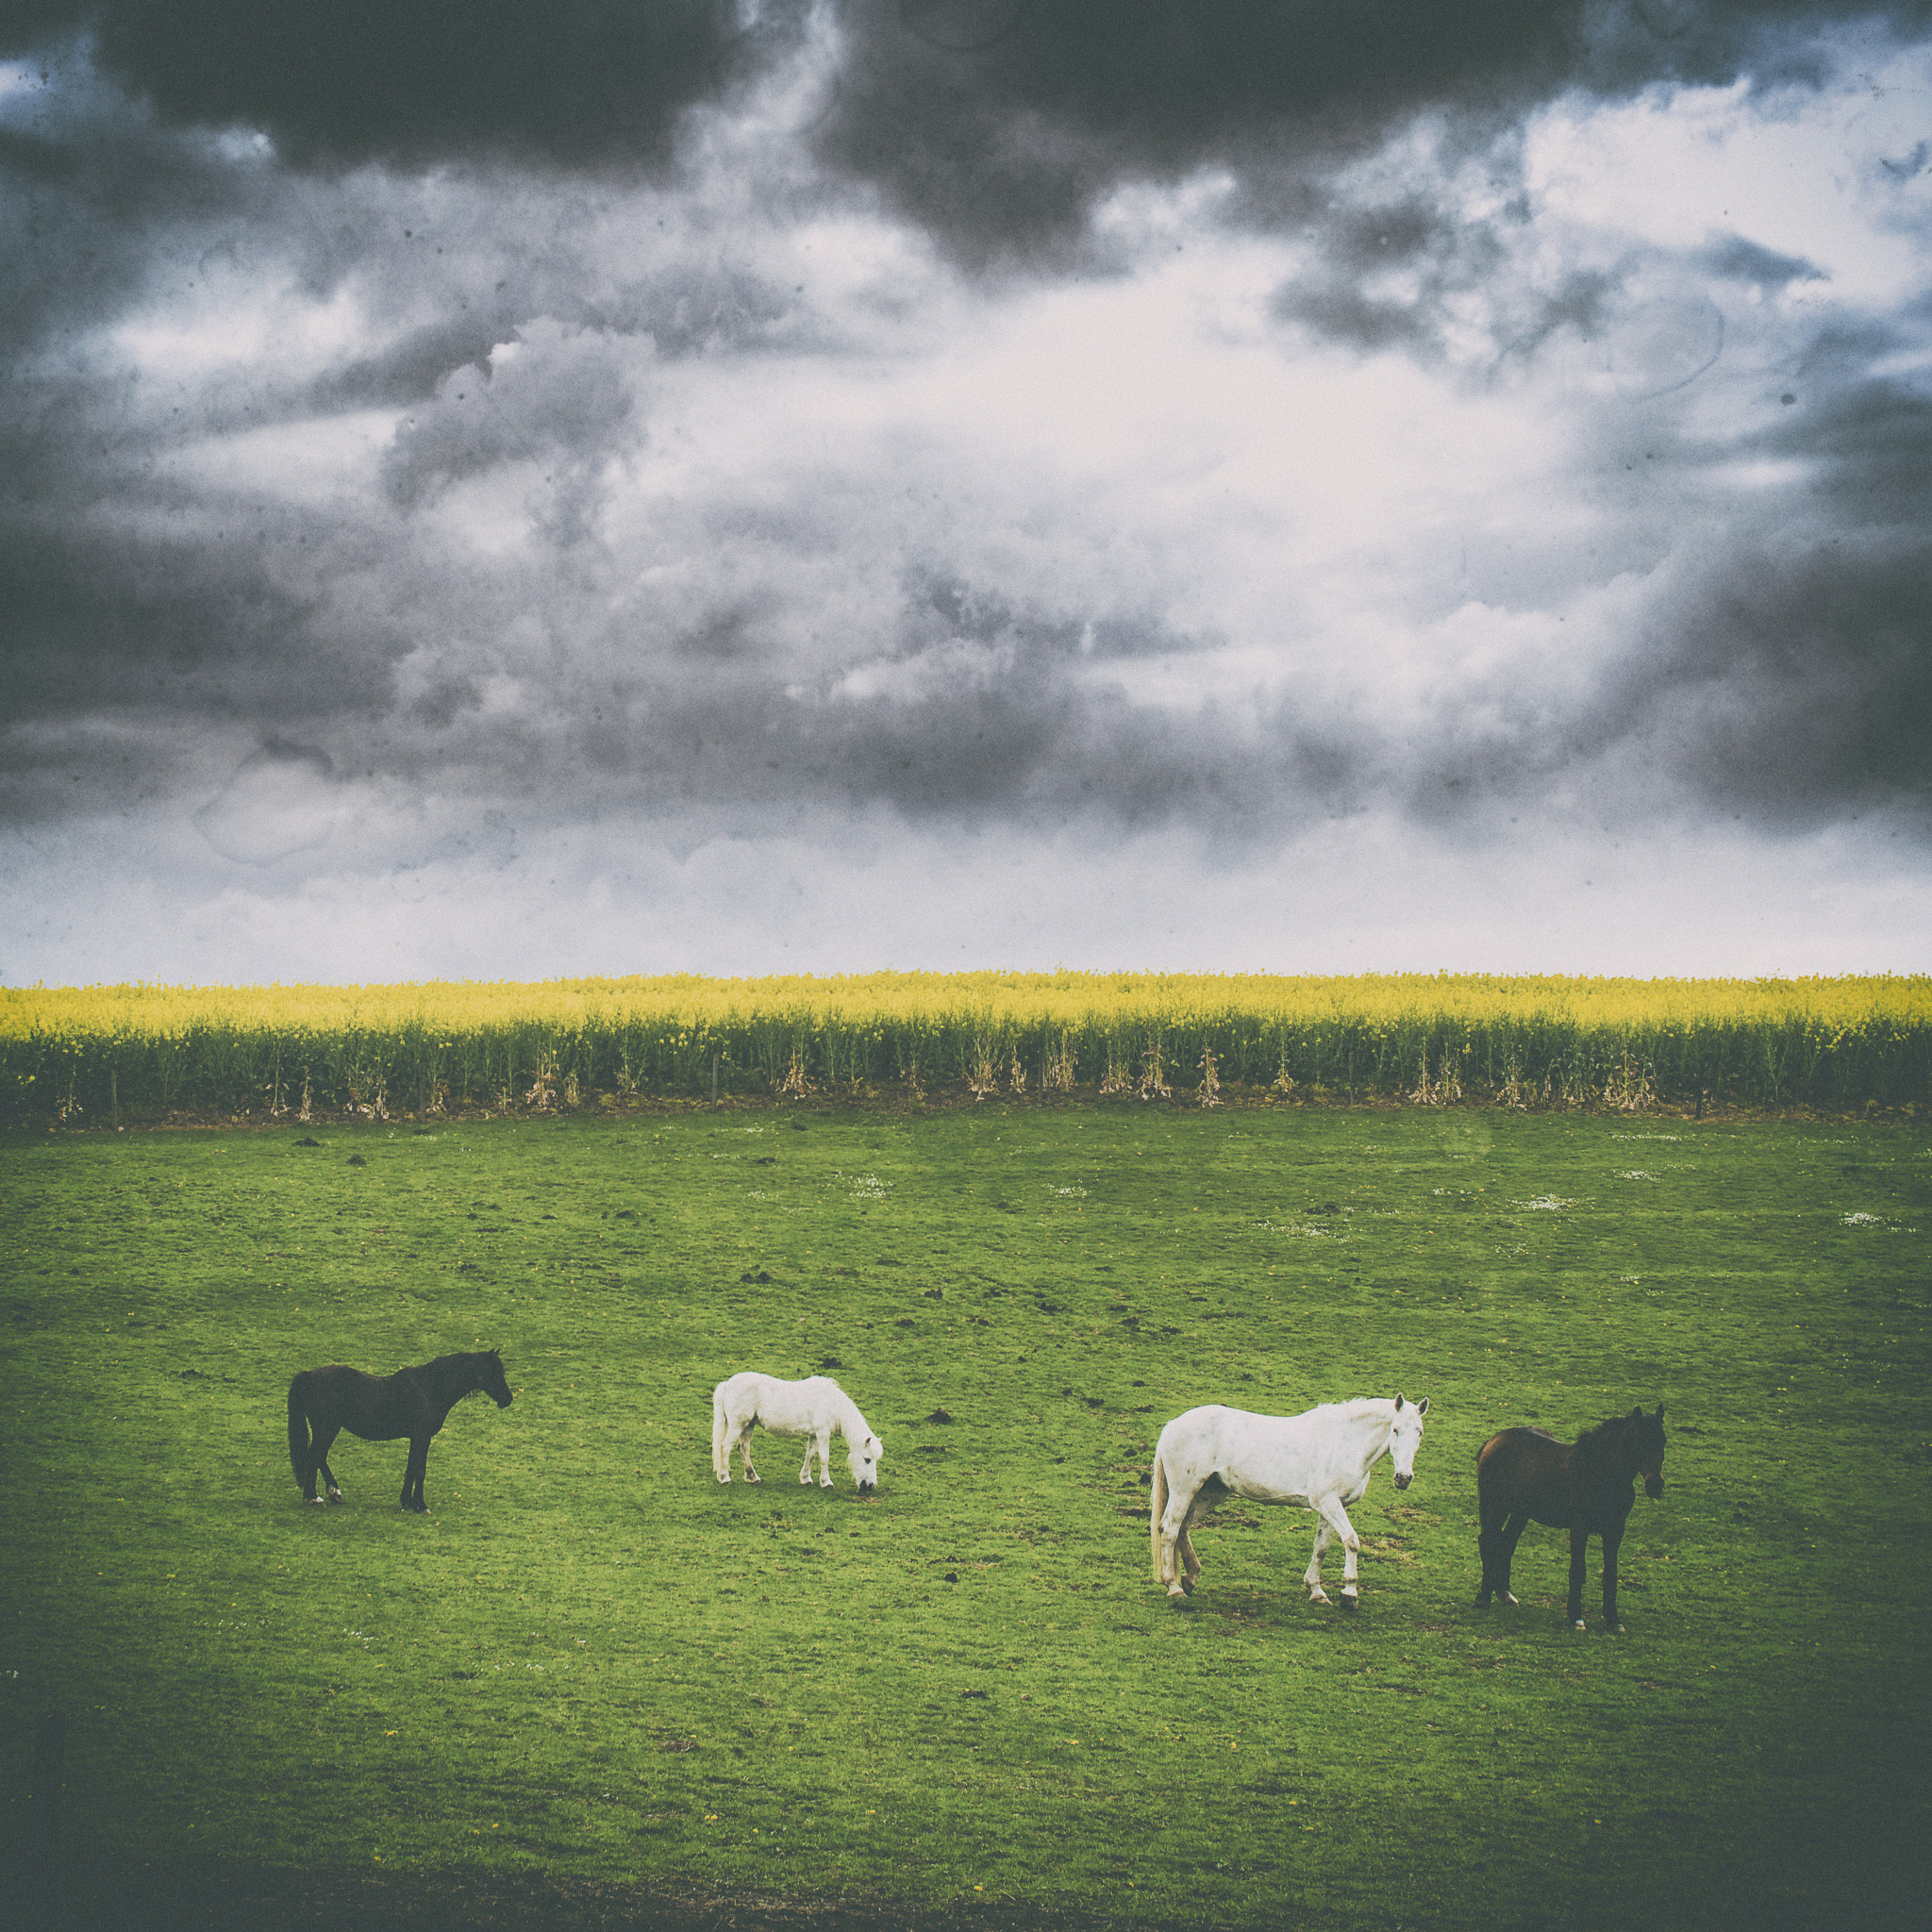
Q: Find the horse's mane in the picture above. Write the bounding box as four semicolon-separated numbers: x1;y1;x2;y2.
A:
1573;1410;1648;1475
1322;1397;1400;1426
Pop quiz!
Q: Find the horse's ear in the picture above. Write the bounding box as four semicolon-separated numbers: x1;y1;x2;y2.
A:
1394;1393;1404;1411
1417;1396;1429;1415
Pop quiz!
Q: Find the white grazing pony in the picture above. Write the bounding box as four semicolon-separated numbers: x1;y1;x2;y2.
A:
1150;1395;1428;1607
711;1372;883;1493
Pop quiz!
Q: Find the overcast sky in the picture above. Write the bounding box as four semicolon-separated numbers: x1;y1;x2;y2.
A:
3;3;1928;986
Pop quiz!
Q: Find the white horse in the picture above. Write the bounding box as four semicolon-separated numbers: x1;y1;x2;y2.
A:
710;1372;883;1493
1150;1395;1429;1607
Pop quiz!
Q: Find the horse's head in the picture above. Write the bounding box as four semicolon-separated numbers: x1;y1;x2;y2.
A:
1630;1403;1665;1498
848;1432;883;1494
480;1350;513;1409
1389;1394;1429;1490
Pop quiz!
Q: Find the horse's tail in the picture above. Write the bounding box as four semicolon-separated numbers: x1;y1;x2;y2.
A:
709;1382;729;1481
287;1374;312;1486
1149;1445;1169;1581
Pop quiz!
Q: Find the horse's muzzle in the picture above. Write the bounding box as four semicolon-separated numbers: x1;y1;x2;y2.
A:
1644;1474;1664;1499
858;1481;876;1495
1393;1472;1412;1491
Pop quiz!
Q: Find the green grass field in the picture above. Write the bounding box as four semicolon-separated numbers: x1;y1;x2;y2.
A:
2;1101;1928;1929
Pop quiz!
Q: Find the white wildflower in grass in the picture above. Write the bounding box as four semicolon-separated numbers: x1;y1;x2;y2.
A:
1619;1171;1657;1180
1841;1211;1886;1226
1054;1185;1088;1198
845;1173;887;1200
1516;1195;1574;1211
1612;1133;1680;1141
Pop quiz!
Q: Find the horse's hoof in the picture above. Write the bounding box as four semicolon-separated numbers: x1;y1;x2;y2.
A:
1308;1589;1330;1606
1572;1620;1587;1632
326;1491;342;1505
307;1496;327;1507
1167;1582;1189;1599
820;1478;834;1489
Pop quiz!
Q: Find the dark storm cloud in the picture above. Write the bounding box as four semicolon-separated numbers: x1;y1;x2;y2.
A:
1608;364;1932;824
815;1;1932;268
9;5;1925;259
1392;528;1932;834
0;512;408;749
3;1;813;168
1628;539;1932;825
317;572;1374;845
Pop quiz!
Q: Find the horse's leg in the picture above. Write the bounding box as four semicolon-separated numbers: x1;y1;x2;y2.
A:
1178;1523;1202;1583
1157;1482;1200;1598
313;1424;343;1505
1318;1494;1362;1608
816;1429;834;1489
738;1426;760;1483
295;1422;323;1505
1303;1519;1334;1605
1491;1513;1526;1607
1152;1484;1181;1592
1601;1527;1624;1634
1567;1528;1590;1630
1476;1495;1506;1605
1177;1477;1224;1588
401;1438;430;1513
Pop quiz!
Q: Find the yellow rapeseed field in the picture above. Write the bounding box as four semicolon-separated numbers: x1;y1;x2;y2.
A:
3;971;1926;1121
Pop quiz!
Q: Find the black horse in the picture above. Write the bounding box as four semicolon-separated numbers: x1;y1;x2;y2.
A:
287;1349;512;1512
1475;1406;1666;1632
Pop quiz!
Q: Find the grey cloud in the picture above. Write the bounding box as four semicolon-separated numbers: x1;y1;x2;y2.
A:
1577;539;1932;827
10;5;1924;269
814;2;1931;270
4;2;811;171
1272;194;1513;356
1697;234;1828;287
192;738;341;866
1762;348;1932;508
380;321;641;513
3;5;1929;906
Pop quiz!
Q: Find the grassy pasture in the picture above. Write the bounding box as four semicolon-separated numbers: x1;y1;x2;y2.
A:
0;1101;1927;1930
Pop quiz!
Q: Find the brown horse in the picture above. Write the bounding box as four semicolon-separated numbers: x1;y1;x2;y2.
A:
287;1349;512;1512
1475;1406;1666;1632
